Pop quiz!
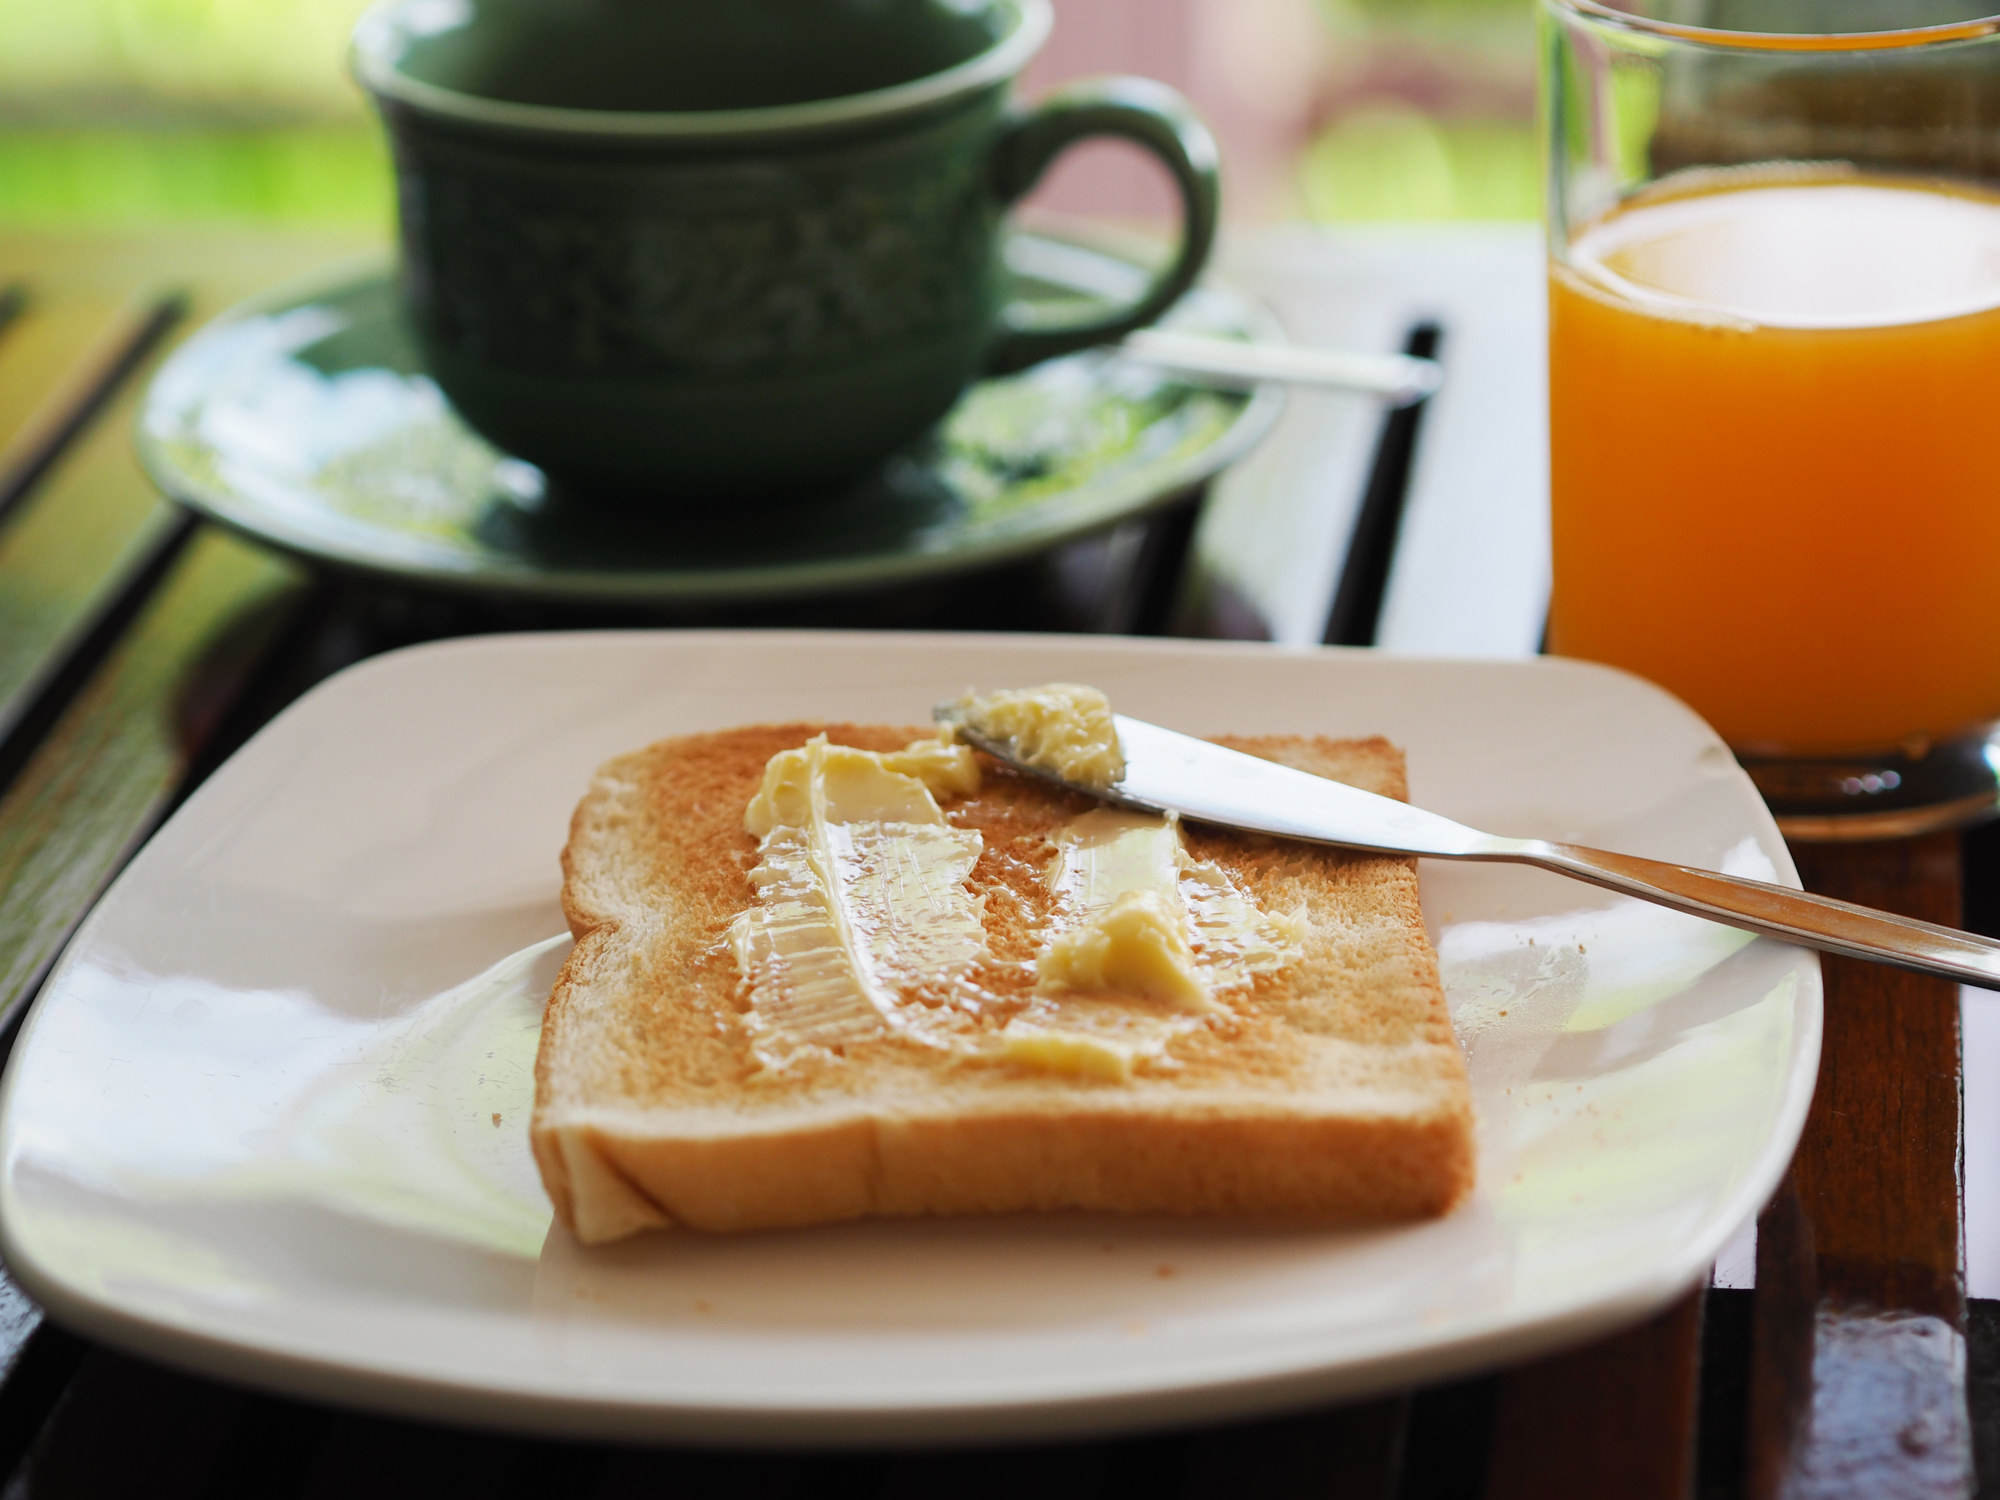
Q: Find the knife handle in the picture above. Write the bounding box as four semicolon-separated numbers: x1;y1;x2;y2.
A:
1526;841;2000;991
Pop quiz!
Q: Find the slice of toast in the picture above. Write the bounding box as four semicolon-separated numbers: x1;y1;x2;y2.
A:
534;723;1475;1241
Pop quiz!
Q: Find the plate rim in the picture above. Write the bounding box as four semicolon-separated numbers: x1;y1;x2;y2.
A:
0;630;1823;1444
134;251;1286;607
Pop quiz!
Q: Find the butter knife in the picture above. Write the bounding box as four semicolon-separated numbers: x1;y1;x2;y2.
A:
1118;328;1443;407
942;708;2000;992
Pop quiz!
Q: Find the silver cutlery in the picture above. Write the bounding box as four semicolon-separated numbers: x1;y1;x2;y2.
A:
1118;327;1443;407
942;707;2000;991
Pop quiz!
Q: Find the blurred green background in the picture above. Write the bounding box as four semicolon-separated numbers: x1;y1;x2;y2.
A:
0;0;387;226
0;0;1536;229
1292;0;1537;221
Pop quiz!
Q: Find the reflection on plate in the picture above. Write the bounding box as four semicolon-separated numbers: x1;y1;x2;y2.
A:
137;238;1280;605
0;632;1819;1443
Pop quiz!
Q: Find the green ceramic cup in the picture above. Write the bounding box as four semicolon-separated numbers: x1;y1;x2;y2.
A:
350;0;1221;497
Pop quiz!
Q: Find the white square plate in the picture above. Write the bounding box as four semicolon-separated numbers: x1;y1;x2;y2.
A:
0;631;1818;1444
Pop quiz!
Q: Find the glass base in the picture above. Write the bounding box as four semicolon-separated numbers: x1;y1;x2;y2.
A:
1738;728;2000;842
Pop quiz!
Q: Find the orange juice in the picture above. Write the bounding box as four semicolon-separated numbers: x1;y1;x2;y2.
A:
1548;170;2000;753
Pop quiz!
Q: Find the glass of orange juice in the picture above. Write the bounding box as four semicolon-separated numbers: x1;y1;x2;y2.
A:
1544;0;2000;837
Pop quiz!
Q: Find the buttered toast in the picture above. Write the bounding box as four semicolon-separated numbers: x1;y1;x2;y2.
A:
534;722;1474;1242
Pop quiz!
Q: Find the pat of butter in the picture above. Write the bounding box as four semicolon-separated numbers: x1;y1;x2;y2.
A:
1031;807;1304;1019
999;1025;1139;1081
745;728;979;836
1036;889;1214;1012
952;683;1125;790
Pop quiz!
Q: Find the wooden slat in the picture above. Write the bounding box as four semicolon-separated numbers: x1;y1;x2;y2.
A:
0;315;191;755
1480;1288;1704;1500
1747;834;1973;1498
0;294;180;528
0;292;127;454
0;229;375;307
0;526;306;1037
0;233;372;765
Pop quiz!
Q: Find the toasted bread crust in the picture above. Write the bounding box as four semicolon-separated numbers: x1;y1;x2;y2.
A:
534;724;1474;1240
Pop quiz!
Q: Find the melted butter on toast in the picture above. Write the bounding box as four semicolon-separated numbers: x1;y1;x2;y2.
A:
1003;809;1309;1080
729;724;1305;1082
1039;809;1305;1006
730;734;987;1070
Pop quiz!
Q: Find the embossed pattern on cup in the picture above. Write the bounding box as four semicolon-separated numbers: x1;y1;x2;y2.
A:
402;125;996;374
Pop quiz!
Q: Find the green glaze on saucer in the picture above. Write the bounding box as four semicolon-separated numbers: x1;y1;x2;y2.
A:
137;232;1279;606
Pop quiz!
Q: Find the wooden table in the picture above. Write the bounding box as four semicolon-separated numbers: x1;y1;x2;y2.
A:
0;226;1985;1498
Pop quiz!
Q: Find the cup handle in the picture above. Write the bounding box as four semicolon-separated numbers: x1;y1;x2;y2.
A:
984;76;1221;375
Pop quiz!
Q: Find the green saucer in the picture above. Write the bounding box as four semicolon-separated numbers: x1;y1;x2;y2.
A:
138;234;1279;606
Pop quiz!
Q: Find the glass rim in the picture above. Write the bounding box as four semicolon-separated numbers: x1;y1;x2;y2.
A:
1552;0;2000;52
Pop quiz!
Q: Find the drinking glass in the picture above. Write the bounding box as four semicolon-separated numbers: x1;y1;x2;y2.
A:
1543;0;2000;837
